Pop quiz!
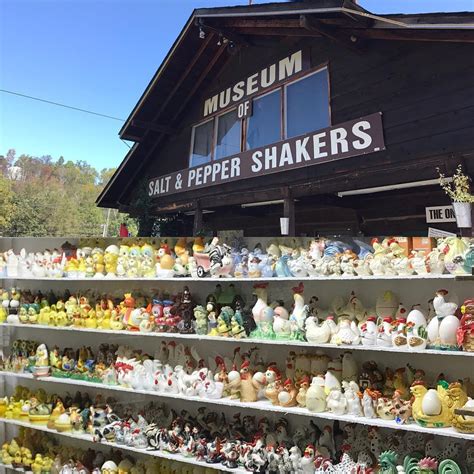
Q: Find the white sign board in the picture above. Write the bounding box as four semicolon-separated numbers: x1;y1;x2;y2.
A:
426;205;456;223
428;227;456;238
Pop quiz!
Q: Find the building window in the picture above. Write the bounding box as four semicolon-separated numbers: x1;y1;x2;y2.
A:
285;68;329;139
215;109;241;160
246;89;281;150
189;66;330;166
190;119;214;167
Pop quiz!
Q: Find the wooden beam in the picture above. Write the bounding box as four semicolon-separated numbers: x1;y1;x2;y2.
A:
210;18;302;29
231;27;322;37
198;19;252;47
300;14;364;52
352;28;474;43
150;32;214;123
193;200;203;235
171;45;228;123
130;119;175;135
283;188;296;236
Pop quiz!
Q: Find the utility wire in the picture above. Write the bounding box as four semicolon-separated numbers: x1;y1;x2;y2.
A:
0;88;125;122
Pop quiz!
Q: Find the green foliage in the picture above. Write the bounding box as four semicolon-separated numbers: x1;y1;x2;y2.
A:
0;149;137;237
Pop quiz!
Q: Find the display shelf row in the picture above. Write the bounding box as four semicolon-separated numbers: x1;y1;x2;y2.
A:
0;274;463;282
0;463;23;473
3;322;474;357
0;418;243;473
2;371;471;441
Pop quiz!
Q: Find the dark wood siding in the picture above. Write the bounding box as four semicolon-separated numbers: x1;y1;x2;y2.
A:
123;36;474;217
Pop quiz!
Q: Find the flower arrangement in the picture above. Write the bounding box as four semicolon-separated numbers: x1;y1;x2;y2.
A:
437;165;474;203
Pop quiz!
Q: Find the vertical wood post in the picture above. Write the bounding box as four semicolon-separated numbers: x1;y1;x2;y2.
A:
283;188;295;236
193;200;203;236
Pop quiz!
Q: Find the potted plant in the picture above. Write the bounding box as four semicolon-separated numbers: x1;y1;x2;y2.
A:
438;164;474;228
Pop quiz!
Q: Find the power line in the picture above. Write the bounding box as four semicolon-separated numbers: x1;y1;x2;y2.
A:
0;88;125;122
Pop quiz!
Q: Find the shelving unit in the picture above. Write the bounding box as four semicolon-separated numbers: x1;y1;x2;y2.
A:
0;418;245;473
1;371;472;441
2;263;474;471
2;322;474;356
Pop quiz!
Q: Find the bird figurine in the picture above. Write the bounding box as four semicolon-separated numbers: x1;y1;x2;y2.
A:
427;289;460;350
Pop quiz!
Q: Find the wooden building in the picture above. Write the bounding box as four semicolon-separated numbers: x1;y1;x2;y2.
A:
97;0;474;236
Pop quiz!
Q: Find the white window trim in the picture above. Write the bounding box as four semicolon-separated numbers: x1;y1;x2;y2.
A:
214;108;242;161
189;117;214;167
245;88;282;151
283;66;329;140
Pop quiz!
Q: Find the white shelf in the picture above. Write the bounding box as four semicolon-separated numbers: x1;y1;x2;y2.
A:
0;418;244;473
2;371;471;441
0;464;24;473
0;274;458;282
3;323;473;357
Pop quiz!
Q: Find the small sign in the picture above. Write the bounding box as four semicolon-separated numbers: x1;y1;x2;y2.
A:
428;227;456;238
425;205;456;223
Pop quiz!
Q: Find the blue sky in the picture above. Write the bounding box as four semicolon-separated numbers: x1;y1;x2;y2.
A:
1;0;473;170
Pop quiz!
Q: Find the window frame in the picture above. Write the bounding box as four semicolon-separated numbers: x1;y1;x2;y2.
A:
188;62;331;167
189;116;215;167
214;107;242;161
283;65;331;140
244;88;283;152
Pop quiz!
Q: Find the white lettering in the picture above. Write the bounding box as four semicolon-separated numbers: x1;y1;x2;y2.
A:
265;147;277;170
164;176;170;192
211;162;222;182
221;160;229;179
203;164;213;183
247;73;259;95
352;120;373;150
203;95;218;117
148;180;155;196
313;132;328;159
261;64;276;88
251;151;263;172
154;181;161;195
278;50;303;81
330;128;348;155
219;88;231;109
188;169;196;187
195;167;204;186
230;157;240;177
295;137;310;163
279;143;294;166
232;81;245;102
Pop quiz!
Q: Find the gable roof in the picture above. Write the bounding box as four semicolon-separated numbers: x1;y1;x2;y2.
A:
97;0;474;209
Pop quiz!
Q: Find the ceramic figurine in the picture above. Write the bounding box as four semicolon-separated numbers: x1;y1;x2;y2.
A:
410;380;467;428
225;360;262;403
443;236;469;274
278;378;298;407
230;301;247;338
263;366;282;405
305;315;336;344
178;286;195;334
326;388;347;415
390;389;412;424
330;318;360;345
427;289;460;350
342;380;363;416
251;283;274;339
359;316;377;346
296;376;310;407
361;389;379;418
193;305;208;335
273;303;291;339
217;306;233;337
32;344;50;377
289;283;308;340
377;317;393;347
457;299;474;351
406;304;428;350
206;298;219;336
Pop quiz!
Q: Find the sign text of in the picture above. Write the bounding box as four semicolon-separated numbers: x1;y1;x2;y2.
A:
425;206;456;223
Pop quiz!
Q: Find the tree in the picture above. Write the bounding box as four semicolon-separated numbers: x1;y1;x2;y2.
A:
0;175;15;234
1;148;138;237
